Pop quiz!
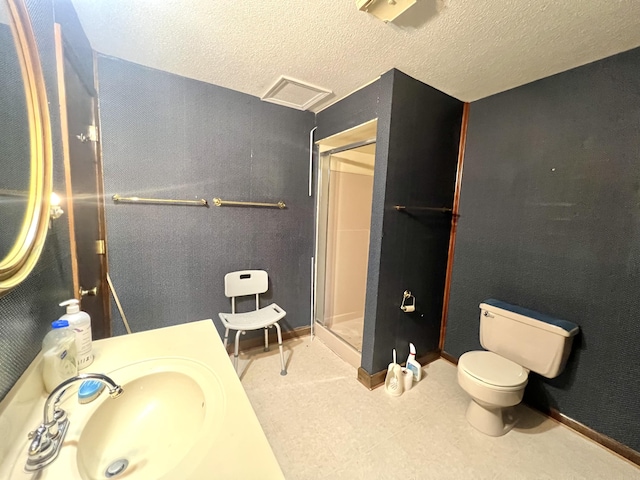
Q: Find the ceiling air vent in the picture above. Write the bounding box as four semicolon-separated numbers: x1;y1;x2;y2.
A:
261;76;332;111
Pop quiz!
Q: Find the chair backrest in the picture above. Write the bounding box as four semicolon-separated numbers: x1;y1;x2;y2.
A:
224;270;269;298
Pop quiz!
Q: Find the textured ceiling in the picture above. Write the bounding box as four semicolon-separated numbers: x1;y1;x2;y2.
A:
70;0;640;112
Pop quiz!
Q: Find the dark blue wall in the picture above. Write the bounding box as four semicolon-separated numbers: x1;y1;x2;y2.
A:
0;0;75;401
362;70;463;373
445;46;640;452
97;55;315;337
315;79;382;140
54;0;94;91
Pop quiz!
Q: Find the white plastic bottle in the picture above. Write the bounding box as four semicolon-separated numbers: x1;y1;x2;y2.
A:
42;320;78;393
405;342;422;382
59;299;94;369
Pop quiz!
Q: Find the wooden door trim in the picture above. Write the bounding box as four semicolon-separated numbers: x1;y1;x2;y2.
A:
54;23;111;337
92;50;111;335
438;102;470;351
54;23;79;300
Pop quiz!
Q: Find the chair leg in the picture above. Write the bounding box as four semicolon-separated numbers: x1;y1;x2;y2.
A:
234;330;242;375
223;328;230;349
273;322;287;376
264;327;269;352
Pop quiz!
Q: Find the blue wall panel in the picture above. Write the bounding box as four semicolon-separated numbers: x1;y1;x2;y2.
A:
446;46;640;452
97;55;315;337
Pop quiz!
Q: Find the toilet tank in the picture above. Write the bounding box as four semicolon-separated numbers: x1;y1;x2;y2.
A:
479;299;579;379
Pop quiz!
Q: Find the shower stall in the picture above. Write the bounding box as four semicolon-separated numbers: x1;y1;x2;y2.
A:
314;120;377;365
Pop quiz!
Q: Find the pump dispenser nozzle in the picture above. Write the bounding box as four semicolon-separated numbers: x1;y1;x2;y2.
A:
59;299;80;314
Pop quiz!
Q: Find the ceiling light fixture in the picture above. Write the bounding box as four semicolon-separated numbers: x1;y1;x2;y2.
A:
356;0;417;23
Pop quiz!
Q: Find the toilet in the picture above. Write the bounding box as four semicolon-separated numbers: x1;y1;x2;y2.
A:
457;299;579;437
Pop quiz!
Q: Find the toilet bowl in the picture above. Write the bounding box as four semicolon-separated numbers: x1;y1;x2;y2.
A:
456;299;579;437
458;351;528;436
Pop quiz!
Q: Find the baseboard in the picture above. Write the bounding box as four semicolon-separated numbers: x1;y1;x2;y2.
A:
357;367;387;390
546;408;640;467
417;350;442;372
440;351;639;467
357;349;441;390
225;325;310;354
440;350;458;365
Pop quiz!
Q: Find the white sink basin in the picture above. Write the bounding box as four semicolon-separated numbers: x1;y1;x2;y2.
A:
74;358;225;480
0;321;282;480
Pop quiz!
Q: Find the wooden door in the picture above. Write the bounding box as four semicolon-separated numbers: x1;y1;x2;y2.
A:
55;25;110;339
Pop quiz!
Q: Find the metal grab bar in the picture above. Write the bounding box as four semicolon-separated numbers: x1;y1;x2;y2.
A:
112;194;209;207
395;205;453;214
0;189;29;197
212;198;286;209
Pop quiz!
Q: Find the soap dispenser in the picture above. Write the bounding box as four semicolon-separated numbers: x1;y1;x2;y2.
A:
42;320;77;393
59;299;93;369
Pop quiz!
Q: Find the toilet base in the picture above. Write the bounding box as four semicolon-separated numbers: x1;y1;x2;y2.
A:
465;400;517;437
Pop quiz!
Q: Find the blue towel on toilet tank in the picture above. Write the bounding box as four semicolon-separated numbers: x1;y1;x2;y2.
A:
483;299;579;334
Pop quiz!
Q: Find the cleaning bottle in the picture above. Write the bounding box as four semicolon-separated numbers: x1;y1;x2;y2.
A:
42;320;78;393
405;343;422;382
59;299;94;369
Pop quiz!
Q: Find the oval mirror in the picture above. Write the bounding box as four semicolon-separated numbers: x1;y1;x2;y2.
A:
0;0;52;296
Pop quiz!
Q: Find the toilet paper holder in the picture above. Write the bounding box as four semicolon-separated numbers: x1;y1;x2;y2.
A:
401;290;415;312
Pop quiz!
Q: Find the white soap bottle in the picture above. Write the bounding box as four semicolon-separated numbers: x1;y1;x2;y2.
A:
42;320;78;393
405;343;422;382
59;299;94;369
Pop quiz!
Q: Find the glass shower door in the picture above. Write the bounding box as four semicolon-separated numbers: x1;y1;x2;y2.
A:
314;144;375;353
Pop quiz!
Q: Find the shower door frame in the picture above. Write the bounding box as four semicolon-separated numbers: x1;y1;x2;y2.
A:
313;138;376;361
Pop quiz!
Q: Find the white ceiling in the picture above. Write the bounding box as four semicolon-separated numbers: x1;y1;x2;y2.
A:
70;0;640;112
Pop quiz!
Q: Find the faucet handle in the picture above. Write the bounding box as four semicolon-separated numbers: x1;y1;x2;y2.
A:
28;425;51;455
27;424;45;440
43;408;67;439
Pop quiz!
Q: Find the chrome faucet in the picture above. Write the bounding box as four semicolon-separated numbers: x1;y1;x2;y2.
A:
24;373;123;473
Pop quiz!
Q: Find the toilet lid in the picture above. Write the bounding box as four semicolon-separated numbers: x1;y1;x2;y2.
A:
459;351;528;387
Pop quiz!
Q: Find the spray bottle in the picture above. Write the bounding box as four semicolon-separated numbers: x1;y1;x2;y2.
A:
405;343;422;382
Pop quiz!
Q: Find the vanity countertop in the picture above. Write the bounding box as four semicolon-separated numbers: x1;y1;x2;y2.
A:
0;320;284;479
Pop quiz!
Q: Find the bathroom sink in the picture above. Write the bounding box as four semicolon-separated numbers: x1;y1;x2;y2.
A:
74;358;225;480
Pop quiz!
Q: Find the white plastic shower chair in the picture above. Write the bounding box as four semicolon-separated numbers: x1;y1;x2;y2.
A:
218;270;287;376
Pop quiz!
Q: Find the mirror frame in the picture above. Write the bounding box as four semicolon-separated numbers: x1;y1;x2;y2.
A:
0;0;53;296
